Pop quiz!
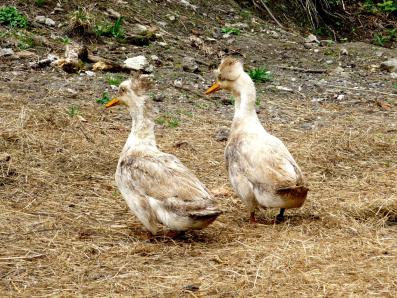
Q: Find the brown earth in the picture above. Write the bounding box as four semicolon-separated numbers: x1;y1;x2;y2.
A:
1;0;396;297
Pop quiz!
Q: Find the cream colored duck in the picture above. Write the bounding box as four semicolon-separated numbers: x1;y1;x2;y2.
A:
106;75;221;236
206;58;308;223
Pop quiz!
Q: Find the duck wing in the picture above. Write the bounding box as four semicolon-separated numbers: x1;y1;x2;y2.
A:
118;151;220;216
225;133;305;192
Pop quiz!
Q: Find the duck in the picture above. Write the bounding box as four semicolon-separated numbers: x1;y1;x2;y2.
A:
106;75;222;236
205;57;308;223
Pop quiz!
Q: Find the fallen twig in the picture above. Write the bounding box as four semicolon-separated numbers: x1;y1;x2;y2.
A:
279;66;327;73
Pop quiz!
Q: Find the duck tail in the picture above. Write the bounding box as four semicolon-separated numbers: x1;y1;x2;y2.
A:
188;209;222;221
276;185;309;200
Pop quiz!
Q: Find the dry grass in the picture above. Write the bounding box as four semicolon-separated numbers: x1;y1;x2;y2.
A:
1;69;396;297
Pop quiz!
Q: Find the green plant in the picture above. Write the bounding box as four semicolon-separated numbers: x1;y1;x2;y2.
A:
96;92;111;105
377;0;397;13
393;82;397;90
0;6;28;28
67;105;80;117
106;74;124;86
35;0;46;7
60;36;71;44
221;27;240;36
364;0;397;13
248;67;272;83
155;115;180;128
16;32;35;50
373;33;387;46
71;7;91;25
255;98;261;107
95;17;125;39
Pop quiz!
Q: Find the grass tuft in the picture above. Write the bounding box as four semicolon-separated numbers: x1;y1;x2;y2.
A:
248;67;272;83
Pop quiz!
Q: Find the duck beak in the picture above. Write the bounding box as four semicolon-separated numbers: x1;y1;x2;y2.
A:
105;98;120;108
205;82;221;95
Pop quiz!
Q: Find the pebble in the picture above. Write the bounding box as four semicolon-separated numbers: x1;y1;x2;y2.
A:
215;127;230;142
380;58;397;72
0;48;14;57
35;16;55;26
182;56;199;73
124;55;148;70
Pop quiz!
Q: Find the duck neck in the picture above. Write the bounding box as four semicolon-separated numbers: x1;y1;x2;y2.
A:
123;105;157;152
232;73;258;125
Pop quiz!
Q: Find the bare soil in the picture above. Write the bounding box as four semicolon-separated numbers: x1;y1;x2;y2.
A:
1;0;396;297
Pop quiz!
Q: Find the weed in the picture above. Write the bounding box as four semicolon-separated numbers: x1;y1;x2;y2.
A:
221;27;240;36
106;74;124;86
373;29;396;47
155;115;180;128
71;7;91;25
393;82;397;90
194;102;209;109
255;97;261;107
0;6;28;28
96;92;111;105
66;105;80;118
95;17;125;39
35;0;46;7
364;0;397;13
60;36;71;44
15;32;35;50
248;67;272;83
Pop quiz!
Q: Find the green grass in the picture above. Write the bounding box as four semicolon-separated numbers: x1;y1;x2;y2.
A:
95;17;125;39
255;98;261;107
15;32;35;50
373;29;396;47
66;105;80;118
393;83;397;90
221;27;240;36
364;0;397;13
155;115;180;128
0;6;28;28
96;92;111;105
35;0;46;7
248;67;272;83
60;36;71;44
106;74;124;86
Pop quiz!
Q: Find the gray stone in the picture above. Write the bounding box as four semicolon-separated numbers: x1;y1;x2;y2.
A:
0;48;14;57
182;56;199;73
124;55;148;70
380;58;397;72
215;127;230;142
304;34;319;44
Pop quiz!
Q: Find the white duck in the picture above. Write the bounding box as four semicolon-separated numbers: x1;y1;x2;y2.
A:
206;58;308;223
106;75;221;236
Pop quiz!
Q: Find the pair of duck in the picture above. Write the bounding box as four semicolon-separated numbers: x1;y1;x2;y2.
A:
105;58;308;237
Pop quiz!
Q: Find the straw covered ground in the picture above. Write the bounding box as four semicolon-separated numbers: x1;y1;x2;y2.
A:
1;0;397;296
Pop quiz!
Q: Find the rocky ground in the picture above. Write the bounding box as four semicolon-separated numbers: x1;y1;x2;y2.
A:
1;0;396;296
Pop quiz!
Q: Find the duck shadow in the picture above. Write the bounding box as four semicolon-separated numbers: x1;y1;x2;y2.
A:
254;213;321;226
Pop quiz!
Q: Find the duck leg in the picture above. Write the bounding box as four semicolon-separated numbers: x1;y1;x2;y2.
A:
275;208;285;224
250;211;256;224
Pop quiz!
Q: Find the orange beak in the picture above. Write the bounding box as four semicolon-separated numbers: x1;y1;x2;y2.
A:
205;82;221;95
105;98;120;108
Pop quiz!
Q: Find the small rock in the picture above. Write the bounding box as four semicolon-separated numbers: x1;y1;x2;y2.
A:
152;94;165;102
325;59;334;64
215;127;230;142
15;50;37;59
173;78;183;88
167;14;176;21
131;24;148;35
0;48;14;57
124;55;148;70
45;18;55;26
380;58;397;72
390;72;397;79
150;55;159;61
157;41;168;47
106;8;121;19
182;56;199;73
85;70;95;77
304;34;319;44
35;16;55;26
340;48;348;55
35;15;46;23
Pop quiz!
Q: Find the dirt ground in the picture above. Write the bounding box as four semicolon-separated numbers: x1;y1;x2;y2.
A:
1;0;396;297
